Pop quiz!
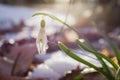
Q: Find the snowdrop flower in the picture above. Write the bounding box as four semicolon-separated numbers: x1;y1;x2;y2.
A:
36;19;48;54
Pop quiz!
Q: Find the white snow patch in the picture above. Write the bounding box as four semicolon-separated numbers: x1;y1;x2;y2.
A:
28;50;105;80
0;4;36;24
28;64;60;80
0;19;14;30
35;53;51;61
44;51;81;76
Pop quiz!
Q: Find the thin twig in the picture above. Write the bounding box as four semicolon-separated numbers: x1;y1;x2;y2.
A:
59;0;73;32
11;52;21;76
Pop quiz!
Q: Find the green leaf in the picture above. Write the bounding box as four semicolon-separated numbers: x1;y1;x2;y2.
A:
58;41;109;79
84;39;97;51
116;67;120;80
92;21;120;66
77;39;115;79
77;39;119;70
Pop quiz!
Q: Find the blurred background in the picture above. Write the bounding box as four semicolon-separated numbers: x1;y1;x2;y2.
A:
0;0;120;51
0;0;120;80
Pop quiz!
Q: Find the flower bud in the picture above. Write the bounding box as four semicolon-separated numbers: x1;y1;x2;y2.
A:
41;19;45;28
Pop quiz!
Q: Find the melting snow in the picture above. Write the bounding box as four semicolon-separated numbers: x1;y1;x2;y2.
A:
28;50;102;80
28;64;60;80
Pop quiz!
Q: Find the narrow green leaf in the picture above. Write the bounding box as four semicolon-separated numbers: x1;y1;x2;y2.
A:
58;41;109;79
116;67;120;80
84;39;97;51
77;39;119;70
77;39;115;79
92;21;120;66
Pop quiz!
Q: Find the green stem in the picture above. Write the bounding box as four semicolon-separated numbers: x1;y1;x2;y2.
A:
32;12;97;53
32;12;79;34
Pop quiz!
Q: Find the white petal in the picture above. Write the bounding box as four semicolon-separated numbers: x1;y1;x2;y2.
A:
36;28;48;54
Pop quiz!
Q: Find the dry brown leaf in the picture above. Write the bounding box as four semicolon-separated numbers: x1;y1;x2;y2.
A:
0;43;37;76
101;49;113;57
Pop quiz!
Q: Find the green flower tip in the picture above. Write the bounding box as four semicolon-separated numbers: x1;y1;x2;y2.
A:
41;19;45;28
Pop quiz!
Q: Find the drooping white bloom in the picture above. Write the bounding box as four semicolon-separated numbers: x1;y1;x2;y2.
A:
36;19;48;54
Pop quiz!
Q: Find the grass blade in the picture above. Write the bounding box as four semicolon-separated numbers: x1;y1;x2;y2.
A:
77;39;119;70
92;21;120;65
116;67;120;80
58;41;112;79
77;39;115;79
84;39;97;51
